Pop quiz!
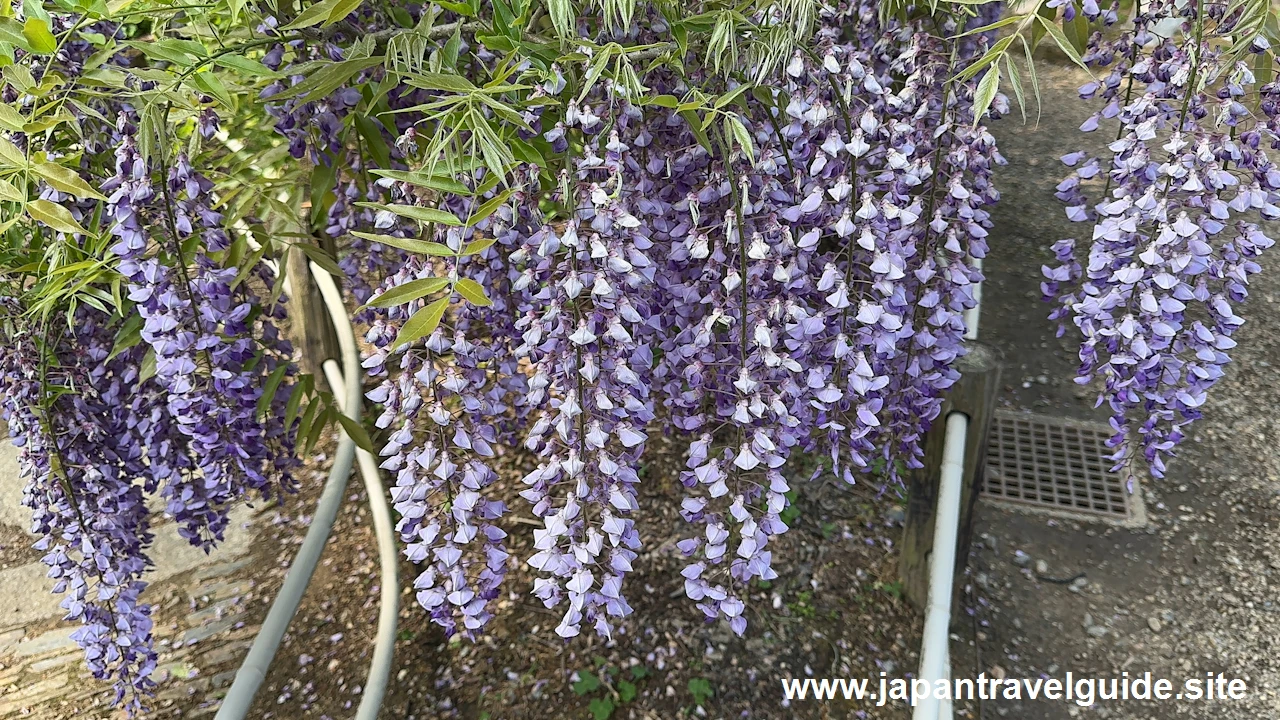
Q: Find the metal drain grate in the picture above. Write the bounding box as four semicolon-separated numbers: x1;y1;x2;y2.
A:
983;410;1133;522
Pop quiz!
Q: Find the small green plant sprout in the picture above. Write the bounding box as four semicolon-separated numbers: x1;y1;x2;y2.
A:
874;580;905;600
688;677;714;706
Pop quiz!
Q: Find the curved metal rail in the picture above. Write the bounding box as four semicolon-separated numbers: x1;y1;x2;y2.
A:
215;260;398;720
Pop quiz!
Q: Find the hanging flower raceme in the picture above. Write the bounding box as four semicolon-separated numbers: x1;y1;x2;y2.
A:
1046;0;1278;481
664;179;813;636
0;310;159;713
361;193;513;638
105;118;297;550
512;110;657;638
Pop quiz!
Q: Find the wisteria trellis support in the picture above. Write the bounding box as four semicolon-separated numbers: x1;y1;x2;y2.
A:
214;259;398;720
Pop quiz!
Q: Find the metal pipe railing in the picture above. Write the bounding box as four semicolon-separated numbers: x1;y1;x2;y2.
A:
322;358;399;720
913;254;986;720
911;412;968;720
215;260;397;720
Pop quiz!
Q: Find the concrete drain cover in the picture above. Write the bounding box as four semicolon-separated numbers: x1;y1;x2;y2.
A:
983;410;1142;525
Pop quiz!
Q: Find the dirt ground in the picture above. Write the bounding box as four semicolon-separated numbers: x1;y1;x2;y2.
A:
236;435;927;720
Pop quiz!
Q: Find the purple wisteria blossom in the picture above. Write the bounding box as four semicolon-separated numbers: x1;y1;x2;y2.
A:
1046;0;1277;481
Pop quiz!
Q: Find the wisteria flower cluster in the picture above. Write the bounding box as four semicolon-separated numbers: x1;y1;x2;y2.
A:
0;10;301;711
1045;0;1279;482
327;0;1004;643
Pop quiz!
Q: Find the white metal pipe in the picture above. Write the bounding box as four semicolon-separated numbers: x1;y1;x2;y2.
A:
963;257;983;341
215;262;363;720
912;412;968;720
322;358;400;720
216;260;399;720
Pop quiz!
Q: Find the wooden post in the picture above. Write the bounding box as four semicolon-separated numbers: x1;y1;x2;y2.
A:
286;243;341;390
900;342;1002;610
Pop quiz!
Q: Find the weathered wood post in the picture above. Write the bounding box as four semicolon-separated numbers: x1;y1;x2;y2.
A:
900;342;1002;609
286;239;341;390
287;159;342;390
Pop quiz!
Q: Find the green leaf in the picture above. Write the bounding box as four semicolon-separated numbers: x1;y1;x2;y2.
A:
0;18;33;53
108;313;142;361
390;6;413;27
954;12;1023;39
282;0;341;30
139;348;157;383
404;71;477;93
350;231;456;256
0;103;22;132
33;162;107;200
475;93;532;130
22;18;56;55
334;412;375;453
1064;11;1089;57
972;63;1001;125
284;375;312;430
725;114;754;164
356;201;462;226
435;0;475;16
507;137;543;166
647;94;680;108
323;0;364;26
955;35;1012;82
4;65;35;94
297;393;322;453
466;189;512;227
617;680;637;703
133;39;194;66
587;697;614;720
367;276;450;308
392;296;449;348
27;199;87;234
1035;16;1090;73
688;677;713;705
310;154;339;228
214;54;280;77
1030;0;1057;49
24;0;50;22
629;665;649;680
0;136;23;166
454;277;491;306
191;71;233;108
578;45;615;102
460;237;494;256
370;168;472;195
256;363;289;418
679;109;712;151
296;242;343;276
714;83;750;109
1256;51;1274;87
572;671;601;696
441;27;462;68
158;38;208;58
355;114;391;168
0;177;23;202
1003;55;1025;122
270;56;383;102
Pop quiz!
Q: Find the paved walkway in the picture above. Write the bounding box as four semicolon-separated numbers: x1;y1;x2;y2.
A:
0;439;271;719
